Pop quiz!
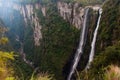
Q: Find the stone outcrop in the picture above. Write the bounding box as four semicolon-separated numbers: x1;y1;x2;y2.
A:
57;1;101;29
57;2;84;29
0;1;46;46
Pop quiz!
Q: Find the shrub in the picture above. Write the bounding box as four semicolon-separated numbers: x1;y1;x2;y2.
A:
104;65;120;80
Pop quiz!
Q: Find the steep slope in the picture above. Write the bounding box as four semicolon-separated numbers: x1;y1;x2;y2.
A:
96;0;120;53
0;0;80;80
80;0;120;80
57;1;101;29
36;4;80;79
0;0;107;80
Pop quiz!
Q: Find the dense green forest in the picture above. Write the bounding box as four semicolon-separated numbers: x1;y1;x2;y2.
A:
79;0;120;80
0;0;119;80
37;4;80;79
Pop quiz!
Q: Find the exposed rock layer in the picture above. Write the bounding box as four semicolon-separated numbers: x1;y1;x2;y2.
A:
0;1;46;46
57;2;101;29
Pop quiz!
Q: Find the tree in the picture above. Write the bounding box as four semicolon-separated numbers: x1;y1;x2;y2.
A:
0;20;16;80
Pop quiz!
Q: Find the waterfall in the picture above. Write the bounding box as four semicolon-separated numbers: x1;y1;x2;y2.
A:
85;8;103;69
67;8;89;80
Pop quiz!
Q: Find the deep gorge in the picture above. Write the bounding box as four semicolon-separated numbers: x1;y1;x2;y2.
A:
0;0;119;80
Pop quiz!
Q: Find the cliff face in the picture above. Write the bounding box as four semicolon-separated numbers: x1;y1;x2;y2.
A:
57;1;101;29
0;1;46;46
20;4;43;46
0;1;100;46
57;2;84;29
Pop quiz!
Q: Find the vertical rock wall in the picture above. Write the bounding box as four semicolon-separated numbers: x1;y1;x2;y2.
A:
19;4;44;46
57;2;84;29
0;1;46;46
57;2;101;29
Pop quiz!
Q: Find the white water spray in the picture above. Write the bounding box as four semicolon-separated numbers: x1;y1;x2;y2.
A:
85;8;103;69
67;8;89;80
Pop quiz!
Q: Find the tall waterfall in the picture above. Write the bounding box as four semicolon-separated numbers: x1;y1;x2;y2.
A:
67;8;89;80
85;8;103;69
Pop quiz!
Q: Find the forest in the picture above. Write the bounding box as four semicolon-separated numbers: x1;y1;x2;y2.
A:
0;0;120;80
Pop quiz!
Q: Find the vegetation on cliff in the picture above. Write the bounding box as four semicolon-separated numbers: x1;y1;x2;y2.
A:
79;0;120;79
0;0;119;80
34;4;80;80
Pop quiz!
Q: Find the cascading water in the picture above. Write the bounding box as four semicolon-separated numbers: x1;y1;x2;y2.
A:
67;8;89;80
85;8;103;69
